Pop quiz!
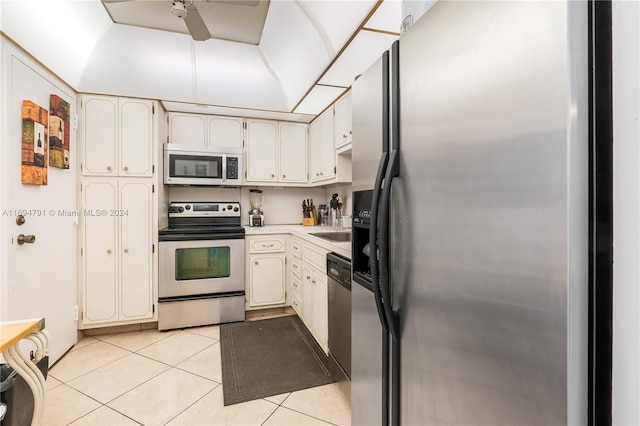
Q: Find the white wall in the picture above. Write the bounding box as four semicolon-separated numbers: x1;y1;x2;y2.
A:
612;1;640;424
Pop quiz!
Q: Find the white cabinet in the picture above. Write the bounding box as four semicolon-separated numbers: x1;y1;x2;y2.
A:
288;237;303;317
299;240;330;353
334;91;352;149
168;113;244;148
81;95;155;177
245;120;308;184
246;235;287;309
301;264;328;352
279;123;307;183
208;116;244;149
167;113;207;146
82;179;155;325
309;108;336;183
245;120;278;182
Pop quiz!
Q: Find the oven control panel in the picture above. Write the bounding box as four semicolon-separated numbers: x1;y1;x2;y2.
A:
169;202;241;217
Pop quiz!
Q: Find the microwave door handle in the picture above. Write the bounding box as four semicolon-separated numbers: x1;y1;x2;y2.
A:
221;154;227;182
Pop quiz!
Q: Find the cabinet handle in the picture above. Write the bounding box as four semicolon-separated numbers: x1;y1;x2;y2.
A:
320;172;323;176
106;166;112;171
343;134;347;139
123;166;129;172
262;244;274;248
306;275;311;280
255;261;259;265
124;249;129;254
107;249;112;254
271;174;275;178
293;282;298;288
312;280;316;285
282;174;286;178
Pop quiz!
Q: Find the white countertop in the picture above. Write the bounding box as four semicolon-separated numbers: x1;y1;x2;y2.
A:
244;224;351;260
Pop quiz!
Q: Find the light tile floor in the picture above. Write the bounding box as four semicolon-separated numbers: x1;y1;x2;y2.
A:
43;322;351;426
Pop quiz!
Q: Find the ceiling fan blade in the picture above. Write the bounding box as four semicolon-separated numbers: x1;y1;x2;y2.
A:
184;3;211;41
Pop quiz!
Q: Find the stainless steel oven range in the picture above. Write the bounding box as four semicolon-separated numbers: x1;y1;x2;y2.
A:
158;201;245;331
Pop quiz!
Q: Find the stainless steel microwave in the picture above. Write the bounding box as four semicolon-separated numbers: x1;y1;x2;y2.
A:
164;144;243;186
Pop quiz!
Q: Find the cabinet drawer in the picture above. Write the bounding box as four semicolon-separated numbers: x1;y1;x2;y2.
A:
291;256;302;279
302;242;329;271
291;294;303;317
249;237;286;253
291;237;302;258
290;273;302;297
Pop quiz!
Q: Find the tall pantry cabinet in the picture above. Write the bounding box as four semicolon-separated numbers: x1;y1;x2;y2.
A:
78;94;159;328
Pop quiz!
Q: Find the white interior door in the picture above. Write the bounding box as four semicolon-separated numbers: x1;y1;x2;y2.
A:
0;43;77;364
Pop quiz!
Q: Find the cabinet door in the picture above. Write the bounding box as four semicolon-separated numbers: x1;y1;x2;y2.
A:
120;99;154;177
334;91;352;148
312;271;328;349
310;109;335;182
168;113;207;145
249;254;286;307
209;116;244;149
246;120;278;182
279;123;307;183
319;108;336;180
82;180;118;324
301;264;314;329
83;96;118;176
119;180;154;320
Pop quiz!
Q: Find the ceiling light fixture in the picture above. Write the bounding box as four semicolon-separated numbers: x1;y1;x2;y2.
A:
172;0;187;19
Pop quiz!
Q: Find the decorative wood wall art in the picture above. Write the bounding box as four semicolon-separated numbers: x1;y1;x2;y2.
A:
21;100;49;185
49;95;70;169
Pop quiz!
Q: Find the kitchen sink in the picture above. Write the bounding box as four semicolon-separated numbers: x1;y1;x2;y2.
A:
310;231;351;242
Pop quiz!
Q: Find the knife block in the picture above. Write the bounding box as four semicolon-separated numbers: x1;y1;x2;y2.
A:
303;206;317;226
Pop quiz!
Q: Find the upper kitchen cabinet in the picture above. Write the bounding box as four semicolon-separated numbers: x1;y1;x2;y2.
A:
245;120;308;185
310;107;336;183
81;95;155;177
279;122;308;183
167;113;207;145
209;116;244;149
333;91;352;151
168;113;244;149
246;119;278;182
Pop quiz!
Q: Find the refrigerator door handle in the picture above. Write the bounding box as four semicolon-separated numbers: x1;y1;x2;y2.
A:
379;147;400;341
370;152;390;332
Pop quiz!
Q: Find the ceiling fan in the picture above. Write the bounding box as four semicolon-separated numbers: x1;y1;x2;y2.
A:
103;0;211;41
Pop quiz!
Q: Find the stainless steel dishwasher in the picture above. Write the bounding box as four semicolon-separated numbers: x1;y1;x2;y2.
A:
327;252;351;401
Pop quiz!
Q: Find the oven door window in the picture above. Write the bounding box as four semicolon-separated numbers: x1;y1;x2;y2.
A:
175;247;230;280
170;154;223;179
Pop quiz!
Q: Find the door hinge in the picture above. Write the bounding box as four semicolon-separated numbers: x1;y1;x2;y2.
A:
152;104;155;114
285;257;287;265
80;183;82;192
167;135;170;144
73;305;79;321
80;247;83;256
153;304;155;314
152;244;155;253
152;165;155;174
72;114;78;130
245;171;247;178
152;184;155;193
80;163;83;172
334;166;337;174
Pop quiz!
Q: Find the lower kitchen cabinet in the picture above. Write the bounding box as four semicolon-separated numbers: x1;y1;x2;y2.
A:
301;264;328;352
248;253;286;307
81;179;155;326
299;240;329;353
246;235;287;309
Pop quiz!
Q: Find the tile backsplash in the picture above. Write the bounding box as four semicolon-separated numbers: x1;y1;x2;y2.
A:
169;186;338;226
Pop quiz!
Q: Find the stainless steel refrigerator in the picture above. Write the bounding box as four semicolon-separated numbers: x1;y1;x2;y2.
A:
351;1;592;425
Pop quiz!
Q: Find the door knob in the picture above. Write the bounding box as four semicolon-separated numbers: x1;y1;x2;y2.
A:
17;234;36;245
15;215;25;226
